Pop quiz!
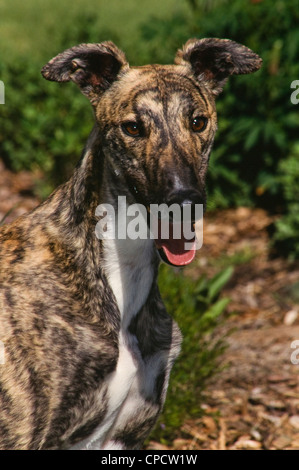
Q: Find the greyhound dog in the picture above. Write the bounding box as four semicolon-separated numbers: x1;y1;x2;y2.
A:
0;38;262;449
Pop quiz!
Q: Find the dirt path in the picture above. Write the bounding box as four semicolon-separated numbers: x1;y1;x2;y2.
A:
1;160;298;450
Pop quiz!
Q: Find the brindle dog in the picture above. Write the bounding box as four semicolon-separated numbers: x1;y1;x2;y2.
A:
0;38;262;449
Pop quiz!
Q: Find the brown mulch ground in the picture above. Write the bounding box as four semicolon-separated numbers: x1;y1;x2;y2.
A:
0;159;298;450
150;208;299;450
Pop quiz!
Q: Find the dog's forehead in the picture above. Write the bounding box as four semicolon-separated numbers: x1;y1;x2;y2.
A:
111;64;211;112
120;64;196;91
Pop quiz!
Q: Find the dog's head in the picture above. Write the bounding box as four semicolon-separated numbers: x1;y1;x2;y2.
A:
42;39;262;266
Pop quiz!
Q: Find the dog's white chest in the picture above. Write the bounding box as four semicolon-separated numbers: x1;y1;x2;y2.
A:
70;331;138;450
106;332;138;412
102;235;155;323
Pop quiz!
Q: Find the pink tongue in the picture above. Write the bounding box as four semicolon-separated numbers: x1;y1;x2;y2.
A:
157;221;196;266
160;238;196;266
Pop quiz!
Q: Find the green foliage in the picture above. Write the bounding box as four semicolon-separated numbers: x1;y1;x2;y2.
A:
272;144;299;259
150;264;233;443
209;246;256;269
0;58;92;189
132;14;191;66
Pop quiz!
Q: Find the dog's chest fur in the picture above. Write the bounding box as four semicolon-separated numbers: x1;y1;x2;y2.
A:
102;235;156;323
71;231;158;449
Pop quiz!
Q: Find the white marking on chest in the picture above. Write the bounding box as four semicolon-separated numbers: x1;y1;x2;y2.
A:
71;331;138;450
103;236;155;321
107;332;138;412
101;195;156;324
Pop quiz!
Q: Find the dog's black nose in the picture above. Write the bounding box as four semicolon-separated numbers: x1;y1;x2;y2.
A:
165;189;206;222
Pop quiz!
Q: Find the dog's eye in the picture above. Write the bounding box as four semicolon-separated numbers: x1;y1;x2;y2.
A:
122;122;141;137
191;116;207;133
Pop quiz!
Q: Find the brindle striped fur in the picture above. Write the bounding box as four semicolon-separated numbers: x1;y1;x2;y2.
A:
0;38;262;450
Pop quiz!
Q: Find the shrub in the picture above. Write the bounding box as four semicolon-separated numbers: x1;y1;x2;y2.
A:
272;144;299;259
150;264;233;444
0;59;92;194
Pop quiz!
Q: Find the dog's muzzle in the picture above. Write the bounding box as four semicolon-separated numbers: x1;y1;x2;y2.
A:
148;189;205;267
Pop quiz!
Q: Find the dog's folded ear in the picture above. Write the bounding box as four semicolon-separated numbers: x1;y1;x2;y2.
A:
41;42;128;105
175;38;262;95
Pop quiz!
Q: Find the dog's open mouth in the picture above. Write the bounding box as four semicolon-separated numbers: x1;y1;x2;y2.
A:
149;211;197;267
156;231;196;267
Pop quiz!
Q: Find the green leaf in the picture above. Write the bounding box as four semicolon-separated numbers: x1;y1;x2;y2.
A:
207;266;234;301
199;298;231;325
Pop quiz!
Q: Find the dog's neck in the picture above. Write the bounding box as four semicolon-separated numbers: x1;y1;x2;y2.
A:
57;126;159;326
98;156;159;327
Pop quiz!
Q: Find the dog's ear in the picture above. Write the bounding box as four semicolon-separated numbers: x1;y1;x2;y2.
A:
41;42;128;105
175;38;262;95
